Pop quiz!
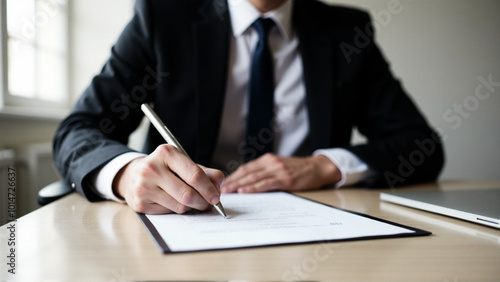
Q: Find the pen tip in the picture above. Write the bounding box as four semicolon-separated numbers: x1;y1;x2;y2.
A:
214;202;228;219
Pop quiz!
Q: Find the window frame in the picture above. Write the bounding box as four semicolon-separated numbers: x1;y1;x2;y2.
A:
0;0;70;118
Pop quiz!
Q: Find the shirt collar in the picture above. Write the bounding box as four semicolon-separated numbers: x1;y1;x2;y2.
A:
228;0;293;40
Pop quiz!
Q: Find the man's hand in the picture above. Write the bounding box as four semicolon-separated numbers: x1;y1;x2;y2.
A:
220;153;341;193
113;144;224;214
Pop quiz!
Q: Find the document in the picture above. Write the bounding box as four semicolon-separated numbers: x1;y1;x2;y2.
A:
139;192;429;253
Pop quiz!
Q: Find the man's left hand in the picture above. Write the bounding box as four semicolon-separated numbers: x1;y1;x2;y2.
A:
220;153;341;193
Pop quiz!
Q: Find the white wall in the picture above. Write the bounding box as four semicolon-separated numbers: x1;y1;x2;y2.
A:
324;0;500;180
69;0;135;101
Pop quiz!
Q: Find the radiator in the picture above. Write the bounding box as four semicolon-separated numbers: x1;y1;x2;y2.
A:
16;142;60;218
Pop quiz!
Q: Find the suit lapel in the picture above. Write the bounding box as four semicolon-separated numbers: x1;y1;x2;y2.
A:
192;0;230;164
294;0;336;150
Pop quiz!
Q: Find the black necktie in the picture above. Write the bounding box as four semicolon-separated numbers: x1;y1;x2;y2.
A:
245;17;275;162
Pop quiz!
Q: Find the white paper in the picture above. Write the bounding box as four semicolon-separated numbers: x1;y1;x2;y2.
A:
146;192;415;252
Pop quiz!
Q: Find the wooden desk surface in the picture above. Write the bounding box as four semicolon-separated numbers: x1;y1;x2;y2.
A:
2;180;500;281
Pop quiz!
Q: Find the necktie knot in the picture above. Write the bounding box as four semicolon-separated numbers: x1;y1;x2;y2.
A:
252;17;275;41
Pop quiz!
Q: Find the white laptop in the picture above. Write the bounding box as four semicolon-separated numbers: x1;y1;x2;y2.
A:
380;188;500;229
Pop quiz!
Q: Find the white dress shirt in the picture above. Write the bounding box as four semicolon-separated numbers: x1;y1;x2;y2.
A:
92;0;371;202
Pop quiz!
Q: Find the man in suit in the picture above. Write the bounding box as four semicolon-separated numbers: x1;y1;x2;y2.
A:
53;0;444;214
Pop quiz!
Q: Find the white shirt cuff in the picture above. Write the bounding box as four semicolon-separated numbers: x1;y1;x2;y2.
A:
313;148;372;188
92;152;147;202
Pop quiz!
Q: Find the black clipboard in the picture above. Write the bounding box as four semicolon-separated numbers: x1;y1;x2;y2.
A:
138;192;431;254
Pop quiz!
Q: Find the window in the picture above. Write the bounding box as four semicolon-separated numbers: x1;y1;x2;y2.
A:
1;0;68;110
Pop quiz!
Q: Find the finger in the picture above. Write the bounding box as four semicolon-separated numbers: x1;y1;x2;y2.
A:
236;175;280;194
124;179;179;215
156;169;213;212
137;202;176;215
141;203;173;215
127;192;175;215
222;162;264;193
237;162;300;193
223;168;270;193
158;145;220;205
126;165;208;214
200;166;225;192
136;189;207;215
221;163;258;193
222;154;277;192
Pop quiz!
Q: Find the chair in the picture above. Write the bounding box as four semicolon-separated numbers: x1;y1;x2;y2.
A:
38;180;74;206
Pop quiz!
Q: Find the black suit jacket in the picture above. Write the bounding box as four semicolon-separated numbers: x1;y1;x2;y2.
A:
54;0;444;201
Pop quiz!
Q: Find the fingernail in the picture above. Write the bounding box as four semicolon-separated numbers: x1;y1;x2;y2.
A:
210;196;220;205
220;185;230;193
238;187;249;193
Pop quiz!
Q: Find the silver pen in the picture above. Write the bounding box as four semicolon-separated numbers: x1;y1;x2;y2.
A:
141;103;228;218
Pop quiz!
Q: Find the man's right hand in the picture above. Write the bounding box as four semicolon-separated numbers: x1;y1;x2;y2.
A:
112;144;224;214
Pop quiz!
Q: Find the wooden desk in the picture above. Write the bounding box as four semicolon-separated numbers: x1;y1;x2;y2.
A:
2;180;500;281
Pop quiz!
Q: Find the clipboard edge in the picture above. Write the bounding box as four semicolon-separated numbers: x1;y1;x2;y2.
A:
137;191;432;254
